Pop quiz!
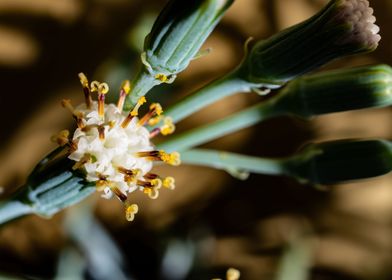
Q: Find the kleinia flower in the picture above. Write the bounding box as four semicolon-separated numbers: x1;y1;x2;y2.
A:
52;73;180;221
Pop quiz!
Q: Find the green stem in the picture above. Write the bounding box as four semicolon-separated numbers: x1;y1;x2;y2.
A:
0;198;32;225
181;149;288;175
164;70;256;124
158;98;283;152
124;68;159;110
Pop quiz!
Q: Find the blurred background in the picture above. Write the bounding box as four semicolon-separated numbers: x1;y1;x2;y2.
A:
0;0;392;279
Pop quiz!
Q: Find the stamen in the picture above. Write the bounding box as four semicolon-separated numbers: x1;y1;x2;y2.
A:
148;115;162;126
98;125;105;140
51;130;70;146
117;80;131;112
149;127;161;138
125;203;138;222
118;167;140;183
96;174;109;191
61;99;76;114
163;177;175;190
139;178;162;199
160;117;175;136
111;185;128;202
78;72;93;109
159;151;181;166
72;154;91;170
144;173;159;180
136;150;181;166
137;103;163;126
97;83;109;120
61;99;85;129
121;96;146;128
137;178;162;188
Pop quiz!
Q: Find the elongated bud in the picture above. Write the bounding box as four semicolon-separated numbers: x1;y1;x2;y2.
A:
145;0;233;78
284;140;392;185
274;64;392;117
239;0;381;88
126;0;234;106
19;149;94;218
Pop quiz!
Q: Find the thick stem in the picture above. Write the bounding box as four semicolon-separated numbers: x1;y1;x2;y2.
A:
0;199;32;225
181;149;287;176
124;68;158;110
158;98;283;152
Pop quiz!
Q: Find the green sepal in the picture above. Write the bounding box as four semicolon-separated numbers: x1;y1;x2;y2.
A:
273;64;392;117
284;139;392;185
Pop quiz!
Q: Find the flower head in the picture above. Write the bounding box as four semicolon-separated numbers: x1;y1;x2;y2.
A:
53;73;180;221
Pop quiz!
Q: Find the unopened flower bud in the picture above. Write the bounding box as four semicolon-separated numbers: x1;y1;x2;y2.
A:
274;64;392;117
239;0;381;88
127;0;234;106
285;139;392;185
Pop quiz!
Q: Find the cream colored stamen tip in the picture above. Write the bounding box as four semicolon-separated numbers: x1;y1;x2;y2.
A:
61;99;72;107
121;80;131;93
139;96;147;104
78;72;88;86
163;177;175;190
90;80;100;92
169;152;181;166
98;82;109;94
151;178;162;189
148;189;159;199
152;103;163;115
125;204;139;222
227;268;240;280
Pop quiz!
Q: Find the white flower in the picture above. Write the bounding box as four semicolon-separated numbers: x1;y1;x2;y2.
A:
53;74;180;221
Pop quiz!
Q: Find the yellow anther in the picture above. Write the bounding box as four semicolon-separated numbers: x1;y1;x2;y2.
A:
51;130;70;146
159;151;181;166
78;73;93;108
78;72;89;87
227;268;240;280
121;80;131;94
61;99;75;113
148;189;159;199
72;154;91;170
90;81;100;92
163;177;175;190
160;117;175;136
155;73;168;82
131;96;147;116
98;82;109;94
125;203;139;222
151;103;163;116
148;115;162;126
151;178;162;189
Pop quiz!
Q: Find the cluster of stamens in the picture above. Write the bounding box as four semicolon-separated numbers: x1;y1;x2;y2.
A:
52;73;179;221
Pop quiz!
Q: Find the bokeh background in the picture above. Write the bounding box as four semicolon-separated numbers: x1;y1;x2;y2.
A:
0;0;392;279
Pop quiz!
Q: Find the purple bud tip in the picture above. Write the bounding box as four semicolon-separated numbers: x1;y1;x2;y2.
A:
335;0;381;49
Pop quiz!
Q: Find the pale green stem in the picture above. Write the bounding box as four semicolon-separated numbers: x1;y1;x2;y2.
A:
124;68;159;110
163;70;256;124
0;198;33;225
180;149;288;175
158;98;283;152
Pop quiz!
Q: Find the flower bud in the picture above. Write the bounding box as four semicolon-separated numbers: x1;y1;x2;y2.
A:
285;139;392;185
274;64;392;117
22;150;94;217
239;0;381;87
127;0;234;106
145;0;233;76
